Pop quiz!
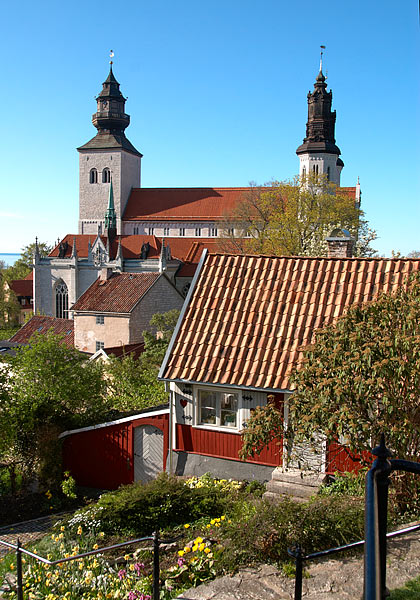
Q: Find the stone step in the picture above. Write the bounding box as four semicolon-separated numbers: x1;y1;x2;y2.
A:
265;479;316;498
270;468;327;487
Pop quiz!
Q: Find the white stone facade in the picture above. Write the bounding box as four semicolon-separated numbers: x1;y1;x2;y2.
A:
78;149;141;235
298;152;342;186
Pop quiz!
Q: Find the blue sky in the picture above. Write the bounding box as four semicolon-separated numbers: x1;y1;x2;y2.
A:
1;0;419;255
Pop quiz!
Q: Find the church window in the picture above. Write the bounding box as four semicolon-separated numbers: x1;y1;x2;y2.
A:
164;227;170;236
89;168;98;184
210;227;218;237
179;228;185;236
96;315;104;325
302;167;306;178
96;341;105;351
195;228;201;236
55;281;68;319
102;168;111;183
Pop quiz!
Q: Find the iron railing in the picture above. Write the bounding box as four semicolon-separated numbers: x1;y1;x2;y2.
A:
288;435;420;600
0;530;179;600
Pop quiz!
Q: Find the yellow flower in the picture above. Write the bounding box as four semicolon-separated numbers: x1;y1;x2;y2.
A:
199;543;205;551
77;526;82;535
184;523;190;529
215;523;221;527
184;546;191;553
195;537;203;544
210;519;215;525
221;515;226;521
60;525;65;532
93;543;99;550
204;547;211;554
206;524;211;529
228;519;232;524
124;554;130;560
99;532;105;537
178;550;185;556
10;564;14;570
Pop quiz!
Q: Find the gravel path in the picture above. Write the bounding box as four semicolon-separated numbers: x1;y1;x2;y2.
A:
0;513;69;556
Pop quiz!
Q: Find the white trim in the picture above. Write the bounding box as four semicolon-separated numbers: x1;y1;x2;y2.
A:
58;408;169;439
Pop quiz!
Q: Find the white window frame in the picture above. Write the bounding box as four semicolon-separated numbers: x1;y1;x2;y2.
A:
179;227;185;236
164;227;170;236
96;315;104;325
96;341;105;351
195;387;240;431
209;227;218;237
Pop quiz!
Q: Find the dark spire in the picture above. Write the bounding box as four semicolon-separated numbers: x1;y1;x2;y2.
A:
77;63;142;156
92;65;130;134
104;178;117;242
296;64;341;157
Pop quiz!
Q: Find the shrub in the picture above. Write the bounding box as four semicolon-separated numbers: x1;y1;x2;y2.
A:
73;474;236;537
218;495;366;570
318;470;366;497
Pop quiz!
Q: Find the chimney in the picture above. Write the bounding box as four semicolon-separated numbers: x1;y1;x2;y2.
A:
100;267;113;281
326;228;355;258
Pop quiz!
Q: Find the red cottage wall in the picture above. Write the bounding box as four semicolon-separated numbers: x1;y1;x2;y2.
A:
326;441;372;474
62;413;169;490
175;424;282;467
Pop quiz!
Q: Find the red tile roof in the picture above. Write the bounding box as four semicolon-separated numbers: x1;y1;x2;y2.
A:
104;342;145;359
10;316;74;347
71;272;161;313
160;254;420;391
48;234;222;265
123;188;249;221
124;186;356;221
9;279;33;297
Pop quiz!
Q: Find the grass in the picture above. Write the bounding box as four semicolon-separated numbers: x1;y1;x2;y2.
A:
389;576;420;599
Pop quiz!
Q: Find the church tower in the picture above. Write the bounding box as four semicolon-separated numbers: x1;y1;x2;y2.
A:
77;63;142;235
296;56;343;185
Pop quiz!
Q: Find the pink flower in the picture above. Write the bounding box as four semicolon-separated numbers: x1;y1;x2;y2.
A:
177;557;185;567
118;568;127;580
134;562;145;575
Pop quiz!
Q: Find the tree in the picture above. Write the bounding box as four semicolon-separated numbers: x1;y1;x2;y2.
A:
241;275;420;475
105;309;180;411
4;241;52;281
0;331;109;488
221;174;377;257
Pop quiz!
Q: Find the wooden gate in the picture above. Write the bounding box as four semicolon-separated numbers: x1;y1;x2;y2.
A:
133;425;164;483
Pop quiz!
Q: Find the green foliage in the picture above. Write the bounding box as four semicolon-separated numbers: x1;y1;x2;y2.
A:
74;473;236;537
389;576;420;599
0;326;20;339
61;471;77;499
218;495;365;570
0;331;109;487
318;470;366;497
290;275;420;463
105;309;179;410
221;174;376;258
239;402;283;460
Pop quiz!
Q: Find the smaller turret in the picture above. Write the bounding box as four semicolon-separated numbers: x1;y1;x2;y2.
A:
104;178;117;243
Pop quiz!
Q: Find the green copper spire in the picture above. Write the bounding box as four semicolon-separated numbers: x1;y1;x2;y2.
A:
104;178;116;230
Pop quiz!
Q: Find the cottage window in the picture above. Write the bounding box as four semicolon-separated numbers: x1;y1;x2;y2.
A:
164;227;170;236
179;228;185;236
96;315;104;324
198;389;238;428
210;227;218;237
148;227;154;235
195;228;201;236
96;341;105;351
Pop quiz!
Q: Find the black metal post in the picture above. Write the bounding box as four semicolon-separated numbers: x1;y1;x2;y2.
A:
152;530;160;600
16;538;24;600
364;434;392;600
290;545;303;600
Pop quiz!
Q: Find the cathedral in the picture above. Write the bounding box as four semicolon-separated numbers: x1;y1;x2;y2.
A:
33;60;360;320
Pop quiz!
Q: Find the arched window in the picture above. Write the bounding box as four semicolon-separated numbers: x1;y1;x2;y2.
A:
89;168;98;184
302;166;306;178
102;168;111;183
55;280;68;318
